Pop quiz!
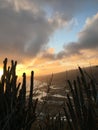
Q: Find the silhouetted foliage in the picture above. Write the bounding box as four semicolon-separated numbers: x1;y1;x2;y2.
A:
0;58;38;130
0;58;98;130
63;67;98;130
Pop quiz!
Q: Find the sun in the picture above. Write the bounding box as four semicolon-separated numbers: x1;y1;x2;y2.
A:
0;69;3;78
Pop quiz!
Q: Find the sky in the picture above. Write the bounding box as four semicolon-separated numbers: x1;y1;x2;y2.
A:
0;0;98;76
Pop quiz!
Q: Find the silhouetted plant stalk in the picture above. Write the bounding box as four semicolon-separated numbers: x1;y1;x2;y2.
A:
38;67;98;130
0;58;38;130
63;67;98;130
0;58;98;130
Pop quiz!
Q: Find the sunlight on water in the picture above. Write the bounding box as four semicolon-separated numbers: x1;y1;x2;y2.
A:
26;80;47;101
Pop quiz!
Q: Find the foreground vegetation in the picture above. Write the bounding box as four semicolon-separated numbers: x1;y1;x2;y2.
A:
0;58;38;130
0;58;98;130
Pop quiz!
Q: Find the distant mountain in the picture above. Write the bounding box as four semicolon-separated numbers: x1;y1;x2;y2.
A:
35;65;98;87
34;65;98;113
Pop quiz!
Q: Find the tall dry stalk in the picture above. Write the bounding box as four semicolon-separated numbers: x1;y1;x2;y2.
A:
0;58;38;130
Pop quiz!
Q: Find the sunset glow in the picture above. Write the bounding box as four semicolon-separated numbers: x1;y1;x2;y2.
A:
0;0;98;76
0;69;3;78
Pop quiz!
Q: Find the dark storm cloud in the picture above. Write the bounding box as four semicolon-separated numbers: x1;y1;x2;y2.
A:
0;1;49;56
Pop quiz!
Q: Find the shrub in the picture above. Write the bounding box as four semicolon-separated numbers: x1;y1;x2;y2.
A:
0;58;38;130
63;67;98;130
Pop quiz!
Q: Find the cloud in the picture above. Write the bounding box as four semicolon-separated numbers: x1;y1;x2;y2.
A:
65;13;98;54
41;13;98;60
0;0;98;64
78;13;98;49
0;1;49;58
34;0;98;20
0;0;70;62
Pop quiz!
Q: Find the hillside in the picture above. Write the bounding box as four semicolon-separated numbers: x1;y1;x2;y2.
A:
35;65;98;86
